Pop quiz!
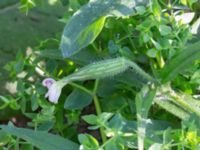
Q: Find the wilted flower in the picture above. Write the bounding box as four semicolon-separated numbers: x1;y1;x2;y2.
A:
42;78;65;104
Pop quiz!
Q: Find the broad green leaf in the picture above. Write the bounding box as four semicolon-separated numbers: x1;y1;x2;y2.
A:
101;96;128;112
115;71;146;88
64;88;92;110
0;125;79;150
147;48;157;58
60;0;147;57
159;40;200;83
108;114;171;135
82;113;113;129
105;140;124;150
76;16;106;51
0;130;10;146
135;6;146;15
35;48;101;65
181;0;187;5
15;60;24;73
82;114;98;125
97;79;118;97
159;25;172;36
35;49;63;60
78;134;99;150
107;114;171;149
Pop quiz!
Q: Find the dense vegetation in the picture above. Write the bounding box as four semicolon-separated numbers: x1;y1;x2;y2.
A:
1;0;200;149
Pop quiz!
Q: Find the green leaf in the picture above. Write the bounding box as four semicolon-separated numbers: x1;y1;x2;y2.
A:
60;0;146;57
136;85;156;150
151;0;161;21
35;48;101;65
82;114;98;125
135;6;146;15
147;48;157;58
19;0;36;14
82;112;113;127
136;85;156;118
148;143;162;150
15;60;24;73
76;16;106;51
64;88;92;110
35;49;65;60
105;140;124;150
78;134;99;150
0;125;79;150
159;40;200;83
0;130;10;146
159;25;172;36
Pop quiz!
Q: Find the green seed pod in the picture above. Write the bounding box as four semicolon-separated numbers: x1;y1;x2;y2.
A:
61;57;153;83
66;57;128;81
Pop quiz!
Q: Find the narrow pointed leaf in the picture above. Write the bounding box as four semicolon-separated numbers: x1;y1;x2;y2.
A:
0;125;79;150
159;40;200;83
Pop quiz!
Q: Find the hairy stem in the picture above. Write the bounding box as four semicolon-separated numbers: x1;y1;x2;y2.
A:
169;91;200;117
138;126;145;150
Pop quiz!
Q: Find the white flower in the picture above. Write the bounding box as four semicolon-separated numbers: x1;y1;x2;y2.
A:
42;78;55;88
42;78;65;104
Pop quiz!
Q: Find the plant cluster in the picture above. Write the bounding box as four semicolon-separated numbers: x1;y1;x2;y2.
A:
1;0;200;150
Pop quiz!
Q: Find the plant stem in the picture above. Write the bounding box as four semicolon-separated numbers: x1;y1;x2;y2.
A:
156;52;165;68
68;80;107;143
93;95;102;116
100;136;115;149
93;79;107;143
69;82;93;95
93;79;99;94
137;117;145;150
169;91;200;117
92;43;100;53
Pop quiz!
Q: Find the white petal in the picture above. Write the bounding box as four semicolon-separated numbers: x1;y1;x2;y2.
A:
175;12;195;24
47;83;62;104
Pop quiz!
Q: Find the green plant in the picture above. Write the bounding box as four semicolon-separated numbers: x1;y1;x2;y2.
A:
1;0;200;150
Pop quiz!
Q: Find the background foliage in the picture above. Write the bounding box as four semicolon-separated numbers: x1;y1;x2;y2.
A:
1;0;200;150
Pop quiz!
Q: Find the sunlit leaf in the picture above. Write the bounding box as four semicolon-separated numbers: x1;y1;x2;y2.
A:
60;0;147;57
